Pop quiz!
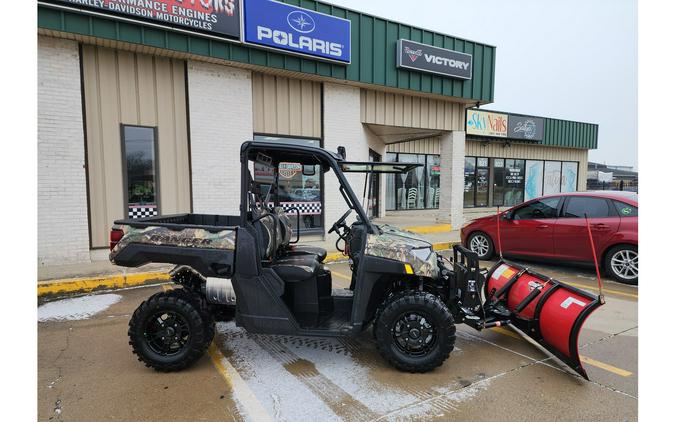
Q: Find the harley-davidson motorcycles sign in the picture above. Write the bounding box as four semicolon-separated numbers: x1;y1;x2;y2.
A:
396;39;472;80
49;0;241;39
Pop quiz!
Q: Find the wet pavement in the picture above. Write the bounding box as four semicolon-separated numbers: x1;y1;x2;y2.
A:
38;258;637;421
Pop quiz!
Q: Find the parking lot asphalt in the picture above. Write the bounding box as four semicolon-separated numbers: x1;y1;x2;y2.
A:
38;258;637;421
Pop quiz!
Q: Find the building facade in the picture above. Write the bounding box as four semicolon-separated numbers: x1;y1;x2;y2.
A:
37;0;595;266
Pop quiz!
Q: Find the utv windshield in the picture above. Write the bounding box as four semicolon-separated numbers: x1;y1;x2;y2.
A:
339;162;423;173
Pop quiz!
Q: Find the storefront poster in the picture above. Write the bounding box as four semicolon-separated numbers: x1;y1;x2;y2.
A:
543;161;562;195
505;166;523;185
524;160;543;201
396;39;472;80
466;109;508;138
50;0;241;39
242;0;351;63
561;162;578;192
507;115;545;142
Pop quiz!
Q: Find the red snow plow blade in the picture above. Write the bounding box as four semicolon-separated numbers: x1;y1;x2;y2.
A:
486;261;603;379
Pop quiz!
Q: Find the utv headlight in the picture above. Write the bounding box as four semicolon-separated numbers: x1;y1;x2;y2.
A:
410;247;433;261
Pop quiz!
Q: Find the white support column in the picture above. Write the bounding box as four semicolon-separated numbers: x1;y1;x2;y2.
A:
38;36;90;266
187;62;253;215
323;83;378;241
438;131;465;229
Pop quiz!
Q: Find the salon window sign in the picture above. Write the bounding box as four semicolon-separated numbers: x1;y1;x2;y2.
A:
49;0;241;39
466;109;508;138
242;0;351;63
507;115;545;142
396;39;472;80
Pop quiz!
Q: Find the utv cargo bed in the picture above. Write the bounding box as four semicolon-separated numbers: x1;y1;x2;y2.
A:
110;213;239;278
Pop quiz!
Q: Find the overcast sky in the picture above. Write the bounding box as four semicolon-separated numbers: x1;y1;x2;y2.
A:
326;0;637;169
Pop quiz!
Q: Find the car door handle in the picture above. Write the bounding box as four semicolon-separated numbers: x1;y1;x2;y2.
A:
536;224;549;229
591;223;608;229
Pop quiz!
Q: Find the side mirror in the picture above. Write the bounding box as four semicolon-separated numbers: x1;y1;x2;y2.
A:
302;165;316;176
337;146;346;160
502;211;512;220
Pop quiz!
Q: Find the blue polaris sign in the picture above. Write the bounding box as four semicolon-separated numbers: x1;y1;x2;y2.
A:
243;0;351;63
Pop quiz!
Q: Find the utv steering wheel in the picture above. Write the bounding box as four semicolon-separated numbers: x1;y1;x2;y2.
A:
329;209;353;234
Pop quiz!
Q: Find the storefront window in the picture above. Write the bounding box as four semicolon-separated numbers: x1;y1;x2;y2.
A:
464;157;476;208
427;156;441;208
543;161;562;195
385;153;441;211
493;159;525;207
253;135;323;232
561;162;579;192
123;125;158;218
464;156;578;208
464;157;489;207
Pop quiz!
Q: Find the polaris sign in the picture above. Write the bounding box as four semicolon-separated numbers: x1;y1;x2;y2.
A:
397;39;472;80
243;0;351;63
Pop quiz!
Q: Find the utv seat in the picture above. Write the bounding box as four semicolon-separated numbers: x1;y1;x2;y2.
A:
271;254;321;283
273;207;327;262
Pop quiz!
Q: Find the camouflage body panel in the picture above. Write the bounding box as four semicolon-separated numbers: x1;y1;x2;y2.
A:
364;224;439;279
110;224;236;260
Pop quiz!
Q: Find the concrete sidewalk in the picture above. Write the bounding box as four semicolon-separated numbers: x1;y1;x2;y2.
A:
38;216;460;296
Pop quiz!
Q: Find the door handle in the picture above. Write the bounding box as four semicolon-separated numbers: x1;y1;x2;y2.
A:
591;223;608;229
536;224;549;229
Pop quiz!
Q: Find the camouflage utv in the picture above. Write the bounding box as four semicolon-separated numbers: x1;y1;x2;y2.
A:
111;141;602;378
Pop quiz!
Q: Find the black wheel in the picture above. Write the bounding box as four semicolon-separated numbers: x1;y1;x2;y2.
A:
374;291;456;373
604;244;638;285
467;231;494;260
128;290;214;372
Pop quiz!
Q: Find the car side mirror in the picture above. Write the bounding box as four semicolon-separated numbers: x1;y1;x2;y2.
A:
502;211;512;220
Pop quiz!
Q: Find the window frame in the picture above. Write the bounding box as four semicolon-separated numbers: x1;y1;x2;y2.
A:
385;152;442;211
560;195;618;219
252;133;325;235
463;156;580;209
511;195;563;220
120;124;161;217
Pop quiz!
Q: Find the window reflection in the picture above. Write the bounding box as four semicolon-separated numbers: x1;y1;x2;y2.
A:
124;125;158;219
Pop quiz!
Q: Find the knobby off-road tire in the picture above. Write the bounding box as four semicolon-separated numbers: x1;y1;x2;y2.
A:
128;290;215;372
170;288;216;345
374;291;456;373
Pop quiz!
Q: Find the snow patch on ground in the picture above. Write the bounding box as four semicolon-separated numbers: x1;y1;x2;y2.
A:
38;294;122;322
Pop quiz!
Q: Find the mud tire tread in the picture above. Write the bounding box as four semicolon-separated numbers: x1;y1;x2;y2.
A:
128;290;214;372
374;291;455;373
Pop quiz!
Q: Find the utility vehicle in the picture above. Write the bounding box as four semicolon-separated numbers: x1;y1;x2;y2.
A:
110;141;602;378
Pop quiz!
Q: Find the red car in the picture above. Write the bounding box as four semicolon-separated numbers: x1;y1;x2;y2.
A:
461;191;638;284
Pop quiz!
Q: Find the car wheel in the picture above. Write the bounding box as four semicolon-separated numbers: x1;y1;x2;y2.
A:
604;245;638;285
467;231;494;260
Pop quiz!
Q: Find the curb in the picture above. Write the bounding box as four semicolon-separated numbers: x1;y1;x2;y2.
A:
37;241;461;297
38;271;171;297
404;224;453;234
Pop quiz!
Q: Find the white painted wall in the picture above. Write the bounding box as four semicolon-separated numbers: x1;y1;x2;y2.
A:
38;36;90;266
187;62;253;215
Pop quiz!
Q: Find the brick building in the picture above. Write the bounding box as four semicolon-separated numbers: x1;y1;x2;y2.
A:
37;0;597;266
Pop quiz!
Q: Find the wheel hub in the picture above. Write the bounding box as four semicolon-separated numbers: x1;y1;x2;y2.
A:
145;311;191;356
393;312;437;357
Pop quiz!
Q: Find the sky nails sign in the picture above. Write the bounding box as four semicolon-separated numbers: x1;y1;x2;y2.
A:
50;0;241;39
242;0;351;63
466;109;546;142
397;39;472;80
466;109;508;138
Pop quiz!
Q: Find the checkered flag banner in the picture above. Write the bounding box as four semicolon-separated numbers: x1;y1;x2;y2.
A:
280;201;322;215
128;204;158;219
